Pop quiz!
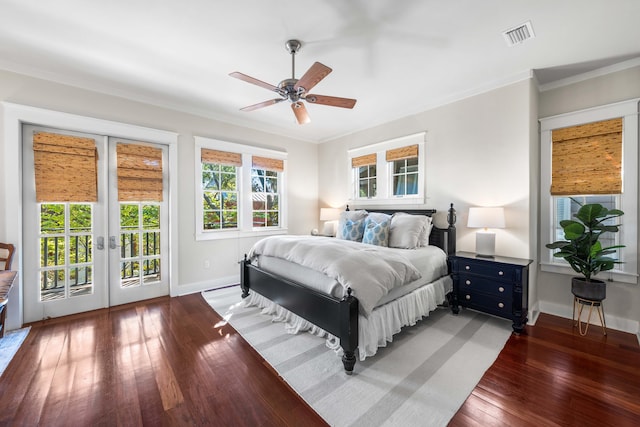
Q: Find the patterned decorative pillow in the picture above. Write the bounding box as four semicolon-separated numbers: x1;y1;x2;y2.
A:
362;218;390;246
336;210;368;239
340;218;366;242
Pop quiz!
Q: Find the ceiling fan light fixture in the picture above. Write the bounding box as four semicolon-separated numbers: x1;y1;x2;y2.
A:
229;39;357;124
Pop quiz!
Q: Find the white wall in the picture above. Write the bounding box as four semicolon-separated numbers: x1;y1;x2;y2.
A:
320;79;535;260
0;70;319;329
537;65;640;334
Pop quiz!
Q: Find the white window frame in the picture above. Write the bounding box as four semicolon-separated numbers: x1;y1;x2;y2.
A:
540;99;639;284
195;136;287;241
347;132;425;207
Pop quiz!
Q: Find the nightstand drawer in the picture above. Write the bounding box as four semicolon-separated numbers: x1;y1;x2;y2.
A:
458;275;513;296
460;292;512;317
454;260;518;282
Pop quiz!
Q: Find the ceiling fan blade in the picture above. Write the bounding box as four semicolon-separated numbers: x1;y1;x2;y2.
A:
229;72;279;92
294;62;332;92
291;102;311;124
305;94;357;109
240;98;285;111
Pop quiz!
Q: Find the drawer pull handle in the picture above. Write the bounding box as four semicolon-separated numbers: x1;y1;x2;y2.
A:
465;295;471;300
465;265;470;270
498;302;504;308
498;286;505;292
498;271;504;276
465;280;471;285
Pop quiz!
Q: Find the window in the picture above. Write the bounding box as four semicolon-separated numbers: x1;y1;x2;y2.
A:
195;137;287;240
251;156;283;228
540;99;638;284
201;149;241;230
348;133;425;206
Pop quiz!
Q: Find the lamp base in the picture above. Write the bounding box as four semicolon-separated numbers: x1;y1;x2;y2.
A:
322;221;336;236
475;231;496;257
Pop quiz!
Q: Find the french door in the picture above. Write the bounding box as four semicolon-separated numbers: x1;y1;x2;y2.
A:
22;125;169;322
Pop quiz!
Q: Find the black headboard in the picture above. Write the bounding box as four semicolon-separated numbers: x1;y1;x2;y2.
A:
347;204;457;256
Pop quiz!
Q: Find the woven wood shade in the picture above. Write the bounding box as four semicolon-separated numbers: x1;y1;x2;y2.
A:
33;132;98;202
252;156;284;172
117;143;163;202
551;118;622;195
386;144;419;162
201;148;242;166
351;153;377;168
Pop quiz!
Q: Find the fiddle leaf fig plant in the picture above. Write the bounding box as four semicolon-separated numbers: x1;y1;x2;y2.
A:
546;203;624;281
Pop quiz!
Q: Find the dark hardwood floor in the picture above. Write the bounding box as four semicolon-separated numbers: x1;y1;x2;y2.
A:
1;292;639;426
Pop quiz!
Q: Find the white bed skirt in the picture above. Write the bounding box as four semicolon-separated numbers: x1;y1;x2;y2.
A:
243;275;452;361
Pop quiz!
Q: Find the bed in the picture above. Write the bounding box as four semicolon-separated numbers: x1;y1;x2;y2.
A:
240;204;457;374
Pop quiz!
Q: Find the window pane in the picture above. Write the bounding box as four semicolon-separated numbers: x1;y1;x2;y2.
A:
222;211;238;229
253;212;266;227
143;205;160;229
143;232;160;256
267;195;278;210
267;212;279;227
143;259;161;284
41;269;65;301
220;172;236;190
69;235;92;264
120;232;139;258
394;175;406;195
222;192;237;210
394;159;405;174
359;180;368;197
266;177;277;193
120;204;139;229
41;237;65;267
359;166;369;179
41;204;65;235
252;176;265;192
69;204;92;233
121;261;140;288
203;192;221;210
203;212;221;229
70;266;92;297
406;173;418;194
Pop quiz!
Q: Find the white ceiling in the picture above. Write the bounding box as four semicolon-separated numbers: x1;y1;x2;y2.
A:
1;0;639;143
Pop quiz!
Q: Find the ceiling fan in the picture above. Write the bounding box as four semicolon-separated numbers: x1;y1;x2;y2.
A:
229;39;357;125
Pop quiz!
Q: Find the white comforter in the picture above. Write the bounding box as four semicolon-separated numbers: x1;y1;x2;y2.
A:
249;235;422;316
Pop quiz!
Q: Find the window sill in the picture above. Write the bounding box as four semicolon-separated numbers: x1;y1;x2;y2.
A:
540;262;638;285
196;228;288;241
348;197;424;207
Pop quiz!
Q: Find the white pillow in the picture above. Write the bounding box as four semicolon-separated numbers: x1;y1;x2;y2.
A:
336;210;368;240
389;213;426;249
419;216;433;247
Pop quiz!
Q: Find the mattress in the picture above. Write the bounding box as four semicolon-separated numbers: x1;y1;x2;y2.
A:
253;244;450;309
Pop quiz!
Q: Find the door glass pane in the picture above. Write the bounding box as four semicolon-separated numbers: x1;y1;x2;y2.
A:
119;202;162;288
39;203;94;301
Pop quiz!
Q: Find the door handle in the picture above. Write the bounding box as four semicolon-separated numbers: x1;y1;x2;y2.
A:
109;236;120;250
97;236;104;250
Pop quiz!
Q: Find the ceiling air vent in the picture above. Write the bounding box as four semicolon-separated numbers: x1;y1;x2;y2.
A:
503;21;535;47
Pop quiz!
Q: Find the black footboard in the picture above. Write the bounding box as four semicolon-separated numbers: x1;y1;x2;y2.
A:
240;256;359;374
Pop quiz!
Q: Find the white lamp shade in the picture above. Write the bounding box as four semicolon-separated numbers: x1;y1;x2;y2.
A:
467;207;505;229
320;208;341;221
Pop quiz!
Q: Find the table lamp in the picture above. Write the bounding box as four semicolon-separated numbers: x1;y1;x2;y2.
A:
467;207;505;257
320;208;341;236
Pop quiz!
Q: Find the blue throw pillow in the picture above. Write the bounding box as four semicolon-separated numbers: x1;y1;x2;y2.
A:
341;218;365;242
362;218;390;246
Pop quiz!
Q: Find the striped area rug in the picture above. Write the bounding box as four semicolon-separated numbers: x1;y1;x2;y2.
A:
202;286;512;427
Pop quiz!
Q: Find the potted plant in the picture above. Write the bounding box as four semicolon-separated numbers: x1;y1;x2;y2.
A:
545;202;624;301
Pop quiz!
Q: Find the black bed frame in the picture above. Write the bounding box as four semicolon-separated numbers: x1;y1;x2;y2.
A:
240;204;457;374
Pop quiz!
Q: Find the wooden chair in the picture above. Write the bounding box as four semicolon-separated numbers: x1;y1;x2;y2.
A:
0;243;15;271
0;243;15;337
